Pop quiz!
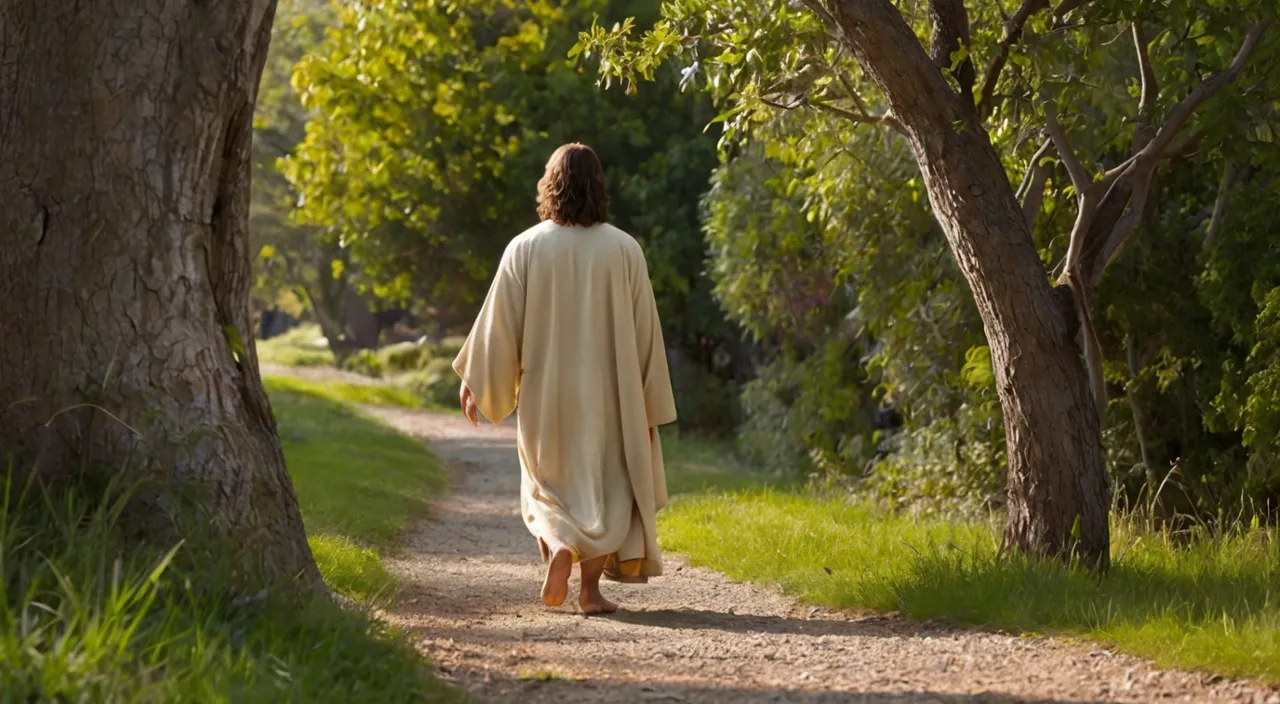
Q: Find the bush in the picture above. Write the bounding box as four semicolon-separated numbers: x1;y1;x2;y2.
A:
341;349;384;378
256;323;335;367
868;399;1006;516
668;355;740;437
736;339;874;478
377;341;433;374
405;358;460;410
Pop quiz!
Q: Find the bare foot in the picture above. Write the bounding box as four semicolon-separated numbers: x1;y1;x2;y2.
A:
579;590;619;615
541;547;573;607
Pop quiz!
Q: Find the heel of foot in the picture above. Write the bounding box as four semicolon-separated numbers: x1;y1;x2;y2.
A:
541;548;573;607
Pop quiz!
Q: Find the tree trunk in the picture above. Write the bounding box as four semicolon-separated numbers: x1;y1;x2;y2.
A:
828;0;1110;568
0;0;320;586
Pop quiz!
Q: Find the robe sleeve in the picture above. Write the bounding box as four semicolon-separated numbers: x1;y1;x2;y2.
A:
632;246;678;428
453;241;526;424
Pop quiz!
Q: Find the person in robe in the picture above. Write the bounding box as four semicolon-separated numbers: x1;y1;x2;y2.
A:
452;143;678;615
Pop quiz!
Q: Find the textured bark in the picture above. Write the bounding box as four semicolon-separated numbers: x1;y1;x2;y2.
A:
0;0;320;585
826;0;1110;568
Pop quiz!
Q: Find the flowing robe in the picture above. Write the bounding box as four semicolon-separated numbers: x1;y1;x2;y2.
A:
453;220;678;580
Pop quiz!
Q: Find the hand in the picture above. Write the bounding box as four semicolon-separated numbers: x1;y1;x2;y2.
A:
460;384;479;426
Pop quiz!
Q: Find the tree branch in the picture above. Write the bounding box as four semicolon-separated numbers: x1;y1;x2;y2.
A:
1085;21;1272;274
1050;0;1095;25
1017;137;1053;230
928;0;976;106
1138;21;1272;161
762;95;904;132
811;99;902;130
977;0;1049;117
1092;167;1152;285
1130;23;1159;153
1044;107;1091;196
1202;159;1240;254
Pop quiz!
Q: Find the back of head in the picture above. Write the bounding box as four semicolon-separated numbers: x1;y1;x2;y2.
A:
536;143;610;227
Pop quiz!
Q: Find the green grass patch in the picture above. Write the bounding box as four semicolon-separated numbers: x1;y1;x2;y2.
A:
0;471;462;702
660;488;1280;683
265;374;424;411
662;432;786;496
257;323;335;367
265;376;448;600
0;373;459;701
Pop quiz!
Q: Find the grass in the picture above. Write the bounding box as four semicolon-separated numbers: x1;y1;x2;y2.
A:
266;374;425;412
661;433;790;496
0;376;460;702
264;376;448;601
659;487;1280;684
257;323;335;368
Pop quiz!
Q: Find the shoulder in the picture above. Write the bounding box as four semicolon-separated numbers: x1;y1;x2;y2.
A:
507;220;556;251
597;223;646;261
500;221;555;263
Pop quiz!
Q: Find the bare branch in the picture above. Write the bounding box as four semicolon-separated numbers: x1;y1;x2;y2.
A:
1017;138;1053;229
1050;0;1095;25
1021;160;1050;231
812;99;902;130
928;0;976;105
1130;23;1159;153
977;0;1050;118
1016;137;1052;199
1202;159;1241;254
1044;106;1091;196
1094;168;1153;284
762;94;904;132
761;96;806;111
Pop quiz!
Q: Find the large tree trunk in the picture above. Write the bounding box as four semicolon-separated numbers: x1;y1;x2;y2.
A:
828;0;1110;568
0;0;320;585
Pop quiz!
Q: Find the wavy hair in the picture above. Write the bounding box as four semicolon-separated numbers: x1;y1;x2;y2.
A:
535;143;609;226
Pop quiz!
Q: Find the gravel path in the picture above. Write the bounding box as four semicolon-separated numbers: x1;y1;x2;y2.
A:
352;404;1277;704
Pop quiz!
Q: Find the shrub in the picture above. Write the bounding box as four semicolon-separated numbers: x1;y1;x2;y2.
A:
341;349;384;378
377;341;433;374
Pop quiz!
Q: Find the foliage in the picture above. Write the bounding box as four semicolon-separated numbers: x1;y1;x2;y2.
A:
341;349;386;379
403;358;467;411
699;118;994;504
378;341;432;374
579;0;1280;515
286;0;718;331
661;487;1280;683
251;0;338;321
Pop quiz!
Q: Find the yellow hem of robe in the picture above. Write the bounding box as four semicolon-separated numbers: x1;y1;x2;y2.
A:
537;539;648;584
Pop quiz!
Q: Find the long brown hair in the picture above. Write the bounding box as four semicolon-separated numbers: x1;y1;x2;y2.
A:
535;143;609;226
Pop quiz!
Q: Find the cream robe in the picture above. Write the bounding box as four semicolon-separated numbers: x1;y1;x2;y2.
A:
453;221;678;579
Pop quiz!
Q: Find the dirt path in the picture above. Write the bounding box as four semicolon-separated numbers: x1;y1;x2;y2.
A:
356;405;1276;704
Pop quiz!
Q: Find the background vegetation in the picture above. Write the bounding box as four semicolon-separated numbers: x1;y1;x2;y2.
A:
255;0;1280;523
